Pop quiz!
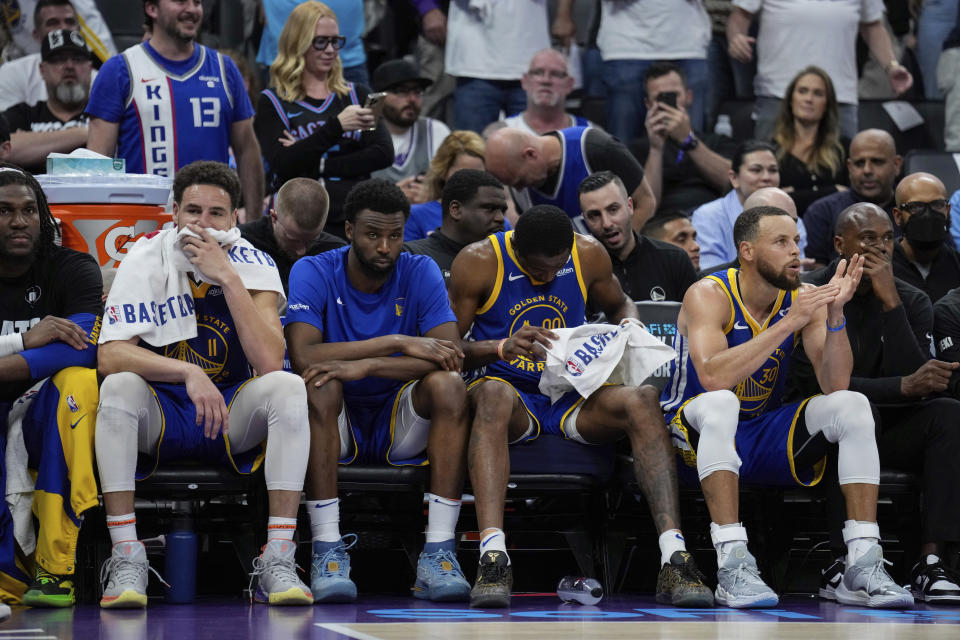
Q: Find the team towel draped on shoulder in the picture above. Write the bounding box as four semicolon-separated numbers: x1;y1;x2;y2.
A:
539;318;676;402
100;227;284;347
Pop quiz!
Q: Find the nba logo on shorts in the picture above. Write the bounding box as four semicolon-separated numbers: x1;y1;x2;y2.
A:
107;306;121;324
566;359;584;377
66;395;79;412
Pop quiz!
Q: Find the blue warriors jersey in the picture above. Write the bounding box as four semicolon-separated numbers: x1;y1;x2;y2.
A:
661;268;798;420
470;231;588;394
285;247;456;407
528;126;592;232
143;280;251;387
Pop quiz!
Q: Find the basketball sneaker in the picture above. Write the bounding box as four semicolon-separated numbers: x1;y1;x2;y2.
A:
311;534;358;603
656;550;714;607
23;566;75;607
910;554;960;604
0;602;9;622
249;539;313;605
835;544;913;608
413;547;471;601
714;543;779;608
819;557;845;601
100;541;161;609
469;550;512;608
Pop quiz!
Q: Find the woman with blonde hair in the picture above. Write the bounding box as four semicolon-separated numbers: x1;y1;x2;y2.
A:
405;130;516;241
254;1;392;238
772;66;849;216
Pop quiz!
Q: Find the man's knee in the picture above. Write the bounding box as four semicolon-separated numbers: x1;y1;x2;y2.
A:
620;385;667;434
468;379;517;432
418;370;467;414
817;390;874;442
98;371;149;414
689;390;739;435
258;370;310;437
306;377;343;423
920;397;960;446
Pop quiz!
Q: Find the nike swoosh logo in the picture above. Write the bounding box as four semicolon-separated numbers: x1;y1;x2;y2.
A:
336;297;344;305
779;310;788;317
480;533;503;548
286;111;303;118
140;77;157;83
507;273;525;282
70;415;85;429
734;321;749;330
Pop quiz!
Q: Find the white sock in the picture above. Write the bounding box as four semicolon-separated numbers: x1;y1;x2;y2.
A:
843;520;880;566
267;516;297;542
480;528;509;565
425;493;461;544
659;529;687;566
107;513;138;545
710;522;748;565
307;498;341;542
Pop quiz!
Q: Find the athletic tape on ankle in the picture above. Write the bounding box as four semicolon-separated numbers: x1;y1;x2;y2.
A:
842;521;880;544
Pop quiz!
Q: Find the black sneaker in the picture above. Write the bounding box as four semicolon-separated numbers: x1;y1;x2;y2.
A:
911;554;960;604
819;557;844;601
469;550;512;608
22;565;75;607
656;550;714;607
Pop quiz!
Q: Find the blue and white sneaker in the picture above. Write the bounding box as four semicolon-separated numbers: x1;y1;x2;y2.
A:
413;547;471;601
311;534;358;603
835;544;913;608
714;543;779;608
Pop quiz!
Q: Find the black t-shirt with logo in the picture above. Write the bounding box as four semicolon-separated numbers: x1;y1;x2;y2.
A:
2;101;89;174
0;246;102;400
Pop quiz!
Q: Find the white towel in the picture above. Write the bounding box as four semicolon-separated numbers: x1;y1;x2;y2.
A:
4;379;47;556
539;318;676;402
100;226;285;347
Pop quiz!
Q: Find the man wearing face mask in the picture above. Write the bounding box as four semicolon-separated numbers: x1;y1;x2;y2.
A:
891;173;960;303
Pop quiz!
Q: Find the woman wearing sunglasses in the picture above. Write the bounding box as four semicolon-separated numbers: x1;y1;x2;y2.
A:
254;1;392;239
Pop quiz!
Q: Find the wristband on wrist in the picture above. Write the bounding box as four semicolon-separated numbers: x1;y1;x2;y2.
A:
496;338;508;360
826;316;846;332
0;332;25;357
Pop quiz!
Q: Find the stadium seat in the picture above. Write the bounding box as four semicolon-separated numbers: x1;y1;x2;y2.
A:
903;150;960;197
857;99;945;154
714;99;757;144
95;0;145;52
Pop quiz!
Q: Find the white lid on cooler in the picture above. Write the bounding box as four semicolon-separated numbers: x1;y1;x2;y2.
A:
35;174;173;205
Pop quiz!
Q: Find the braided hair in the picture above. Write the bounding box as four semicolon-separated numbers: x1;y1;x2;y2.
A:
0;163;58;257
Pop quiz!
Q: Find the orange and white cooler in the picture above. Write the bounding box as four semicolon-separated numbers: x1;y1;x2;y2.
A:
35;174;173;267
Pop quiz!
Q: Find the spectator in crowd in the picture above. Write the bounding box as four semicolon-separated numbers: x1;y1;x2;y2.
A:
790;203;960;606
637;61;734;215
484;126;657;231
892;173;960;303
0;116;10;159
238;177;345;295
285;179;472;604
0;166;102;609
502;48;593;136
642;212;701;271
448;205;713;609
915;0;959;101
770;66;849;217
804;129;901;267
578;171;697;303
96;161;312;609
257;0;368;86
1;0;115;63
406;130;487;241
253;1;392;239
949;188;960;248
3;29;91;174
86;0;264;221
727;0;912;141
445;0;574;132
705;0;756;127
599;0;711;144
0;0;114;111
691;140;779;270
939;9;960;153
370;59;450;205
405;169;507;285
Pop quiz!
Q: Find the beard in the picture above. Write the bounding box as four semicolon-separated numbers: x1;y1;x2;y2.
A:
55;80;88;108
531;89;561;108
162;16;198;44
756;255;800;290
355;250;396;278
383;102;419;128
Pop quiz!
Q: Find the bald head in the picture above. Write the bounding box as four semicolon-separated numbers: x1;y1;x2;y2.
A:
528;48;568;71
850;128;896;156
833;202;895;267
834;202;890;237
896;172;947;205
484;128;542;188
743;187;798;221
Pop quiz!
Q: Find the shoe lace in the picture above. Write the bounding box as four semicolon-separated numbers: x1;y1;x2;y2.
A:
478;557;507;585
312;533;358;578
247;546;305;604
99;553;169;593
922;559;960;587
864;555;898;591
35;566;58;586
423;549;461;576
677;557;709;586
728;560;764;591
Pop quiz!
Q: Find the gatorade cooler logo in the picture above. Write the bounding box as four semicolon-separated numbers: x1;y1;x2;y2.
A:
55;210;173;267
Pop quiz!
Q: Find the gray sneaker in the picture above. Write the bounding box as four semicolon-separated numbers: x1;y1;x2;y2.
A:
249;539;313;605
100;541;160;609
0;601;9;621
714;543;779;608
835;544;913;608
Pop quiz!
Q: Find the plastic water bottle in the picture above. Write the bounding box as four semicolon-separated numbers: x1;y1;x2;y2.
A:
557;576;604;605
714;114;733;138
164;515;197;603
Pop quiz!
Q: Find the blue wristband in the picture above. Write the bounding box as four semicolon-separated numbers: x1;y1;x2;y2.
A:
826;316;846;332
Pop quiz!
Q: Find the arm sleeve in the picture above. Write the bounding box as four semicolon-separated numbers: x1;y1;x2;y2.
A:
20;312;99;379
414;258;458;334
584;129;645;194
84;56;129;123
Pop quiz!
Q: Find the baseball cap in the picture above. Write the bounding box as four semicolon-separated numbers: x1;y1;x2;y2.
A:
41;29;92;63
372;59;432;93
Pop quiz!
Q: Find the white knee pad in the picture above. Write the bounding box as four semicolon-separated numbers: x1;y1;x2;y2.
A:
805;391;879;486
684;390;743;482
